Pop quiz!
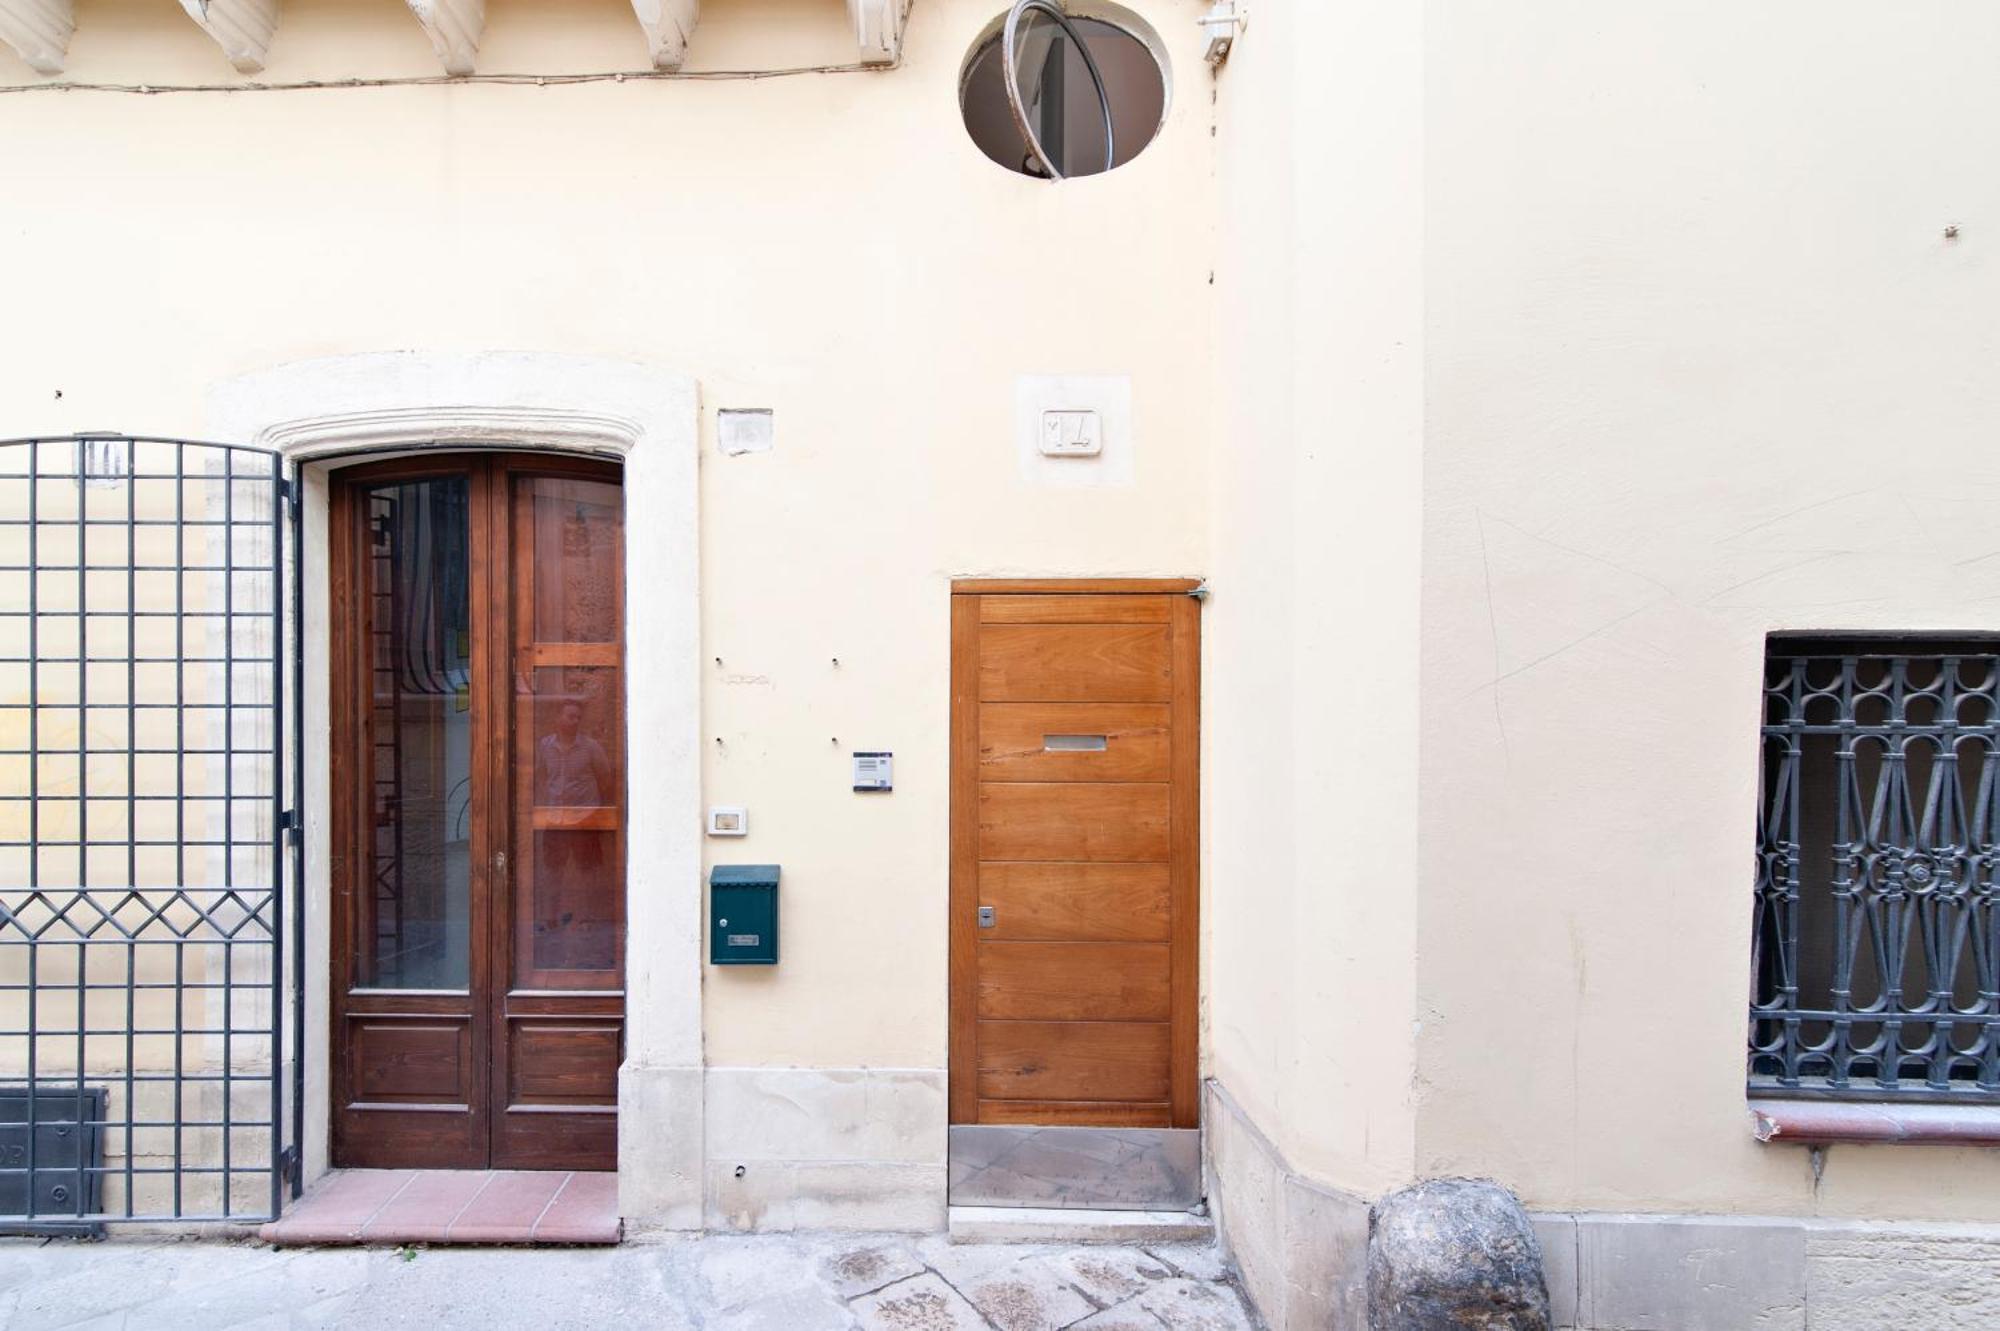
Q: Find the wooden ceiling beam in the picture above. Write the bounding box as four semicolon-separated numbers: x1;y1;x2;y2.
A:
629;0;697;71
178;0;278;74
406;0;481;76
847;0;903;64
0;0;72;75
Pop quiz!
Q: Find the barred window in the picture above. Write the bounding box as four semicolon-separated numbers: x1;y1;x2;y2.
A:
1753;636;2000;1100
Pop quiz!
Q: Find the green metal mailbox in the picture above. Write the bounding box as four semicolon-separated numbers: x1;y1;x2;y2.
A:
709;864;779;965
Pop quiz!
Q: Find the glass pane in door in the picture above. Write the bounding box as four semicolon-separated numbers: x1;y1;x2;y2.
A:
510;477;624;987
532;479;622;644
356;476;473;990
521;666;622;973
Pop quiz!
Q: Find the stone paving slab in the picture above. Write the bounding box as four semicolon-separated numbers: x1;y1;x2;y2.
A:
0;1229;1256;1330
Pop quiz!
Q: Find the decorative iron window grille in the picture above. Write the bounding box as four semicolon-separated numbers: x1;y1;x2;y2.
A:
0;435;302;1225
1752;635;2000;1101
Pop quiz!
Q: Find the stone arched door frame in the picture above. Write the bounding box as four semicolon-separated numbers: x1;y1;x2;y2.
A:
210;351;703;1226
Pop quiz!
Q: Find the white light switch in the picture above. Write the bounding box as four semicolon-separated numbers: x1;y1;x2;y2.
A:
1039;409;1103;457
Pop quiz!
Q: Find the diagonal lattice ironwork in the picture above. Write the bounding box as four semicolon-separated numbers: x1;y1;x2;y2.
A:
1752;636;2000;1101
0;888;275;943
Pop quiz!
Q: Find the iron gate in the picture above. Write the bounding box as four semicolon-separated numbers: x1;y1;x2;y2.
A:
0;434;302;1226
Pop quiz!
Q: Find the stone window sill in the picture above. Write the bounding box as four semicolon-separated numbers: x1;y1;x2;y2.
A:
1750;1096;2000;1146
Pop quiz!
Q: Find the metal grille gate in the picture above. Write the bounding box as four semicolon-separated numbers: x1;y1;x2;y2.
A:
0;434;302;1226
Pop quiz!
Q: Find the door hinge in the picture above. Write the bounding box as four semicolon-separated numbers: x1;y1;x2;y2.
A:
1187;582;1209;602
280;808;302;845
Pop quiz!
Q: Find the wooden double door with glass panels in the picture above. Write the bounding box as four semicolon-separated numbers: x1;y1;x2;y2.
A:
330;454;625;1171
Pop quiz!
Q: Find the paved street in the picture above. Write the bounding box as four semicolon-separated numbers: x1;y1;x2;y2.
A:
0;1232;1257;1331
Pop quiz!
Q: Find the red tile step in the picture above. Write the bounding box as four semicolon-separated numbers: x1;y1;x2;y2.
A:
260;1170;621;1247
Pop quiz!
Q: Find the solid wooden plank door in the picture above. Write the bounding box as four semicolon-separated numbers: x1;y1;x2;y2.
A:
950;582;1200;1129
489;460;624;1169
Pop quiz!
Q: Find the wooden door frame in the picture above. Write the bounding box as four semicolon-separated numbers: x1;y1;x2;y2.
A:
947;577;1203;1129
327;451;625;1170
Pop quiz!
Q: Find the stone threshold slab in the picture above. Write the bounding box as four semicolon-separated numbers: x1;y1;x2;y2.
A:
260;1169;621;1247
948;1204;1212;1245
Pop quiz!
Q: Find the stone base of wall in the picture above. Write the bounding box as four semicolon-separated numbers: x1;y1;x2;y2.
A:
1203;1079;2000;1331
1203;1080;1370;1328
698;1066;946;1233
618;1063;706;1230
1537;1213;2000;1331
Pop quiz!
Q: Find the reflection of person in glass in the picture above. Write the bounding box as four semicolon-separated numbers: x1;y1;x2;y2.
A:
533;699;615;970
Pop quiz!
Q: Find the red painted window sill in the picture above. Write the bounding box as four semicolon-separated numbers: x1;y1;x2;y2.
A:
1750;1097;2000;1146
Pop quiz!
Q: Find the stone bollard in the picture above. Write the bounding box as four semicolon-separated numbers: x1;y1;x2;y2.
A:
1366;1178;1552;1330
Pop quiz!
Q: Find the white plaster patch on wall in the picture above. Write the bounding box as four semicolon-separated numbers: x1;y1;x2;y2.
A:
703;1067;947;1233
705;1066;946;1165
1015;373;1135;488
706;1159;945;1233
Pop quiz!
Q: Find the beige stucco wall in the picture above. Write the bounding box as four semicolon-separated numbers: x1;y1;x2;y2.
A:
1201;3;2000;1291
1201;4;2000;1318
1205;0;1424;1202
12;0;2000;1255
1418;0;2000;1220
0;0;1215;1090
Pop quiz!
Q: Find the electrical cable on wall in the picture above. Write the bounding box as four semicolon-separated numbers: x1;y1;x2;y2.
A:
0;59;900;95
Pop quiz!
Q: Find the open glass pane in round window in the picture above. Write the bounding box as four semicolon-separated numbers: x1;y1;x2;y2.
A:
961;4;1167;180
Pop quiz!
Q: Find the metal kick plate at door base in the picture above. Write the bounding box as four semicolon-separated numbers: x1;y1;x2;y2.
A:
978;907;996;928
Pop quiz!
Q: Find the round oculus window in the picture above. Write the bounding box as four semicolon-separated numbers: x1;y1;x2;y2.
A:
960;3;1168;180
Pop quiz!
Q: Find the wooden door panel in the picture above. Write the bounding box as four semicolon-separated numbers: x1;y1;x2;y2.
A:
506;1020;622;1103
490;461;624;1171
976;1100;1173;1127
330;460;489;1170
975;1020;1172;1101
978;782;1170;862
978;703;1170;782
977;862;1171;942
950;582;1199;1131
349;1019;474;1103
975;942;1171;1021
336;1014;483;1169
977;624;1172;702
492;1107;617;1172
500;990;624;1018
979;594;1175;625
523;642;620;668
332;1106;482;1170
